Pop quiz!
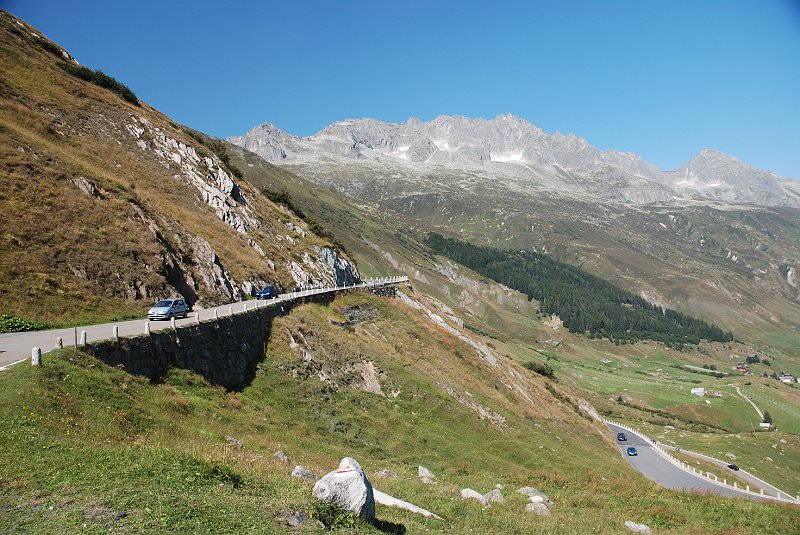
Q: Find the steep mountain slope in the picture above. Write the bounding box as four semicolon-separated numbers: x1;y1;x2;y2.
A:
0;12;356;325
230;118;800;353
3;294;798;533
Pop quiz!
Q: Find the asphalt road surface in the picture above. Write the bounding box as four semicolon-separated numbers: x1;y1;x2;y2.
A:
0;278;408;370
0;297;283;369
607;423;756;499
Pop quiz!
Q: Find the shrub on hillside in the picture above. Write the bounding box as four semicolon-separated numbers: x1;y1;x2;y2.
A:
56;61;138;104
524;360;556;379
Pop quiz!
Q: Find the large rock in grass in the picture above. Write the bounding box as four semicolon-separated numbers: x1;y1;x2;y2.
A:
525;502;551;516
460;488;489;506
312;457;375;523
517;486;552;504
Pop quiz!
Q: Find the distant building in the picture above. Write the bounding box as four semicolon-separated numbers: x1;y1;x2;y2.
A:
735;363;750;373
759;422;772;429
712;391;723;397
746;354;760;364
779;373;794;384
691;387;706;397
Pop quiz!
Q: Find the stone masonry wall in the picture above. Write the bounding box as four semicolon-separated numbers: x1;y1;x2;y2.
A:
86;292;337;390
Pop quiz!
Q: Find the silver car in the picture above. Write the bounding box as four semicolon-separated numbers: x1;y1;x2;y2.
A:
148;298;189;320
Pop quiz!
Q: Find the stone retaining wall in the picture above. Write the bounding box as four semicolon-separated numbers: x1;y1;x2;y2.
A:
86;292;336;390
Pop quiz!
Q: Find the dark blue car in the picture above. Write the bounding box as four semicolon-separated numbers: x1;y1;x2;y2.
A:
627;447;638;456
256;285;278;299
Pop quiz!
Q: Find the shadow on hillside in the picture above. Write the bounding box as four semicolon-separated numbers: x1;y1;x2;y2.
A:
374;519;406;534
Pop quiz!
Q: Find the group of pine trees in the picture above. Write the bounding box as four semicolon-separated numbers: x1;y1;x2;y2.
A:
426;233;733;348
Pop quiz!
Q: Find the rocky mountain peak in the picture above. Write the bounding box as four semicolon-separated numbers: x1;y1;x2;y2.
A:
229;115;798;208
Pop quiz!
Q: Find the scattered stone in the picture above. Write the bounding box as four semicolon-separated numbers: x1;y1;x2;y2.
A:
274;450;289;462
291;465;316;481
224;436;244;448
373;488;443;520
313;457;375;524
418;465;435;484
495;483;504;490
276;510;323;529
483;488;505;504
114;512;127;521
624;520;652;534
525;502;551;516
374;469;398;479
460;488;489;506
517;487;552;504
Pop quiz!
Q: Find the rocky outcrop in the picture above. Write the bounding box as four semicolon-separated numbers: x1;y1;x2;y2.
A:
288;246;360;288
312;457;375;524
126;116;258;235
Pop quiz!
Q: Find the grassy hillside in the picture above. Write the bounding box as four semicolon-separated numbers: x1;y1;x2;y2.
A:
2;294;797;533
0;11;350;328
227;141;800;501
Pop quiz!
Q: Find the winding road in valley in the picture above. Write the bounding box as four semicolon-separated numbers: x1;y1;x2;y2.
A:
606;422;767;500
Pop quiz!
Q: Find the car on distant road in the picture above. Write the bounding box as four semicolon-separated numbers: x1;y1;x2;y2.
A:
256;285;278;299
727;464;740;471
148;299;189;320
627;447;638;456
617;432;627;441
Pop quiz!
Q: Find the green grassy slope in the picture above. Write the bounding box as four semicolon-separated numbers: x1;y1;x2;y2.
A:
228;142;800;500
2;294;797;533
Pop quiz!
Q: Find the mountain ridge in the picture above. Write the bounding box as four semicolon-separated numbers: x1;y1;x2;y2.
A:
229;114;799;208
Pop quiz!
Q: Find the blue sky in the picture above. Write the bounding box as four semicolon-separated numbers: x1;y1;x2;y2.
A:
6;0;800;177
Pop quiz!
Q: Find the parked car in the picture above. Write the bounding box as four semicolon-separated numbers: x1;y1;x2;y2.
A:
727;464;740;471
148;299;189;320
256;285;278;299
617;432;627;441
627;447;638;456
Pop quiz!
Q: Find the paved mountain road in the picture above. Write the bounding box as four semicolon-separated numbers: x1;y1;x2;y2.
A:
0;277;408;370
607;423;756;499
0;298;280;369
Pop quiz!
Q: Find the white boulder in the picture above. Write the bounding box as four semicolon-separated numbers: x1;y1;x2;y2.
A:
460;488;489;506
624;520;652;534
313;457;375;524
419;465;436;484
525;502;551;516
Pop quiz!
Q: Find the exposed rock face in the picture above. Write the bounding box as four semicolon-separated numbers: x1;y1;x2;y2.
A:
312;457;375;524
439;383;507;427
576;398;602;422
127;116;258;235
230;115;800;208
274;450;289;462
288;246;360;288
